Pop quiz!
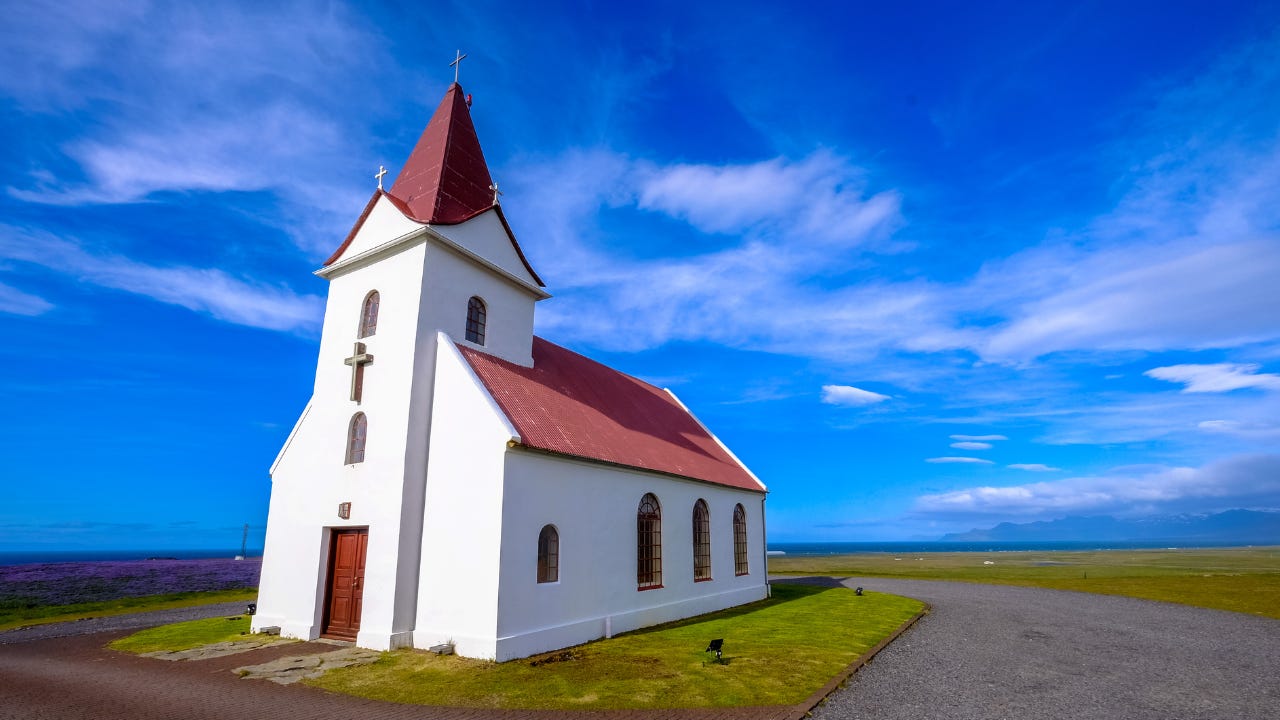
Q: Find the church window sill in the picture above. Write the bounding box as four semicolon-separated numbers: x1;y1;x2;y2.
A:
637;584;664;592
695;577;713;583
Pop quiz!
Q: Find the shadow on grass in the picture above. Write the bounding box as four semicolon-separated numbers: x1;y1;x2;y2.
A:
620;582;843;639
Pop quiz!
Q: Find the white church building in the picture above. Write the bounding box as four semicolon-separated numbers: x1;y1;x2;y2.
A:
252;80;769;662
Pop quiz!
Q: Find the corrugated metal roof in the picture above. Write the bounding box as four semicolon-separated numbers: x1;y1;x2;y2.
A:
458;337;764;492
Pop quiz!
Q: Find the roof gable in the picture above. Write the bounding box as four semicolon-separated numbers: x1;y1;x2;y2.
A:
323;191;425;266
457;337;764;492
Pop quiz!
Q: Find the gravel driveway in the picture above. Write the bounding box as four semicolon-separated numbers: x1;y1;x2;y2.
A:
797;577;1280;720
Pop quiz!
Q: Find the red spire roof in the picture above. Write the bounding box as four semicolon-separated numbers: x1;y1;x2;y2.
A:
388;83;495;225
457;337;765;492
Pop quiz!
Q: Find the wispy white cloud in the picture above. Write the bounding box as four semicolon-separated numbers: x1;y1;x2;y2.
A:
926;456;994;465
1198;419;1280;441
821;384;891;407
1145;363;1280;393
950;441;992;450
951;434;1007;441
637;151;902;245
915;454;1280;518
1008;463;1060;472
975;239;1280;362
0;228;322;333
0;282;53;316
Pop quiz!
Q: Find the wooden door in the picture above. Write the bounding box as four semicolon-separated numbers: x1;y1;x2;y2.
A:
322;528;368;640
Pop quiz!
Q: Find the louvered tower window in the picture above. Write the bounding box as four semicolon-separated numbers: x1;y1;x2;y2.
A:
346;412;367;464
465;296;486;345
358;291;379;338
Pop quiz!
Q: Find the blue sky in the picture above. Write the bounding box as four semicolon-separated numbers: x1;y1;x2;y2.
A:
3;1;1279;551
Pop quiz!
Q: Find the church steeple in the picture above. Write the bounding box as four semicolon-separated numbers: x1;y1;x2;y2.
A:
388;83;496;225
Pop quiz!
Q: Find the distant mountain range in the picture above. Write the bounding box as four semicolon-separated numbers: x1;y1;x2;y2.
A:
940;509;1280;543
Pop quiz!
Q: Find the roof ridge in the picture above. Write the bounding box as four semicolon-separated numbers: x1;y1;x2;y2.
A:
530;336;665;392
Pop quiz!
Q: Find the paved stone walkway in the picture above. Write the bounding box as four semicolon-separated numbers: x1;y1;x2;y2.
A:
802;577;1280;720
0;628;793;719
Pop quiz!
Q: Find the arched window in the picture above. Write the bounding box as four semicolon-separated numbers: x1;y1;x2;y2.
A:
346;412;367;464
537;525;559;583
733;503;749;576
465;296;486;345
637;493;662;589
692;500;711;581
358;291;380;338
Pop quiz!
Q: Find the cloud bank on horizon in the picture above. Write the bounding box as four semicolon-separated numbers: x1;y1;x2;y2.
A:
0;1;1278;546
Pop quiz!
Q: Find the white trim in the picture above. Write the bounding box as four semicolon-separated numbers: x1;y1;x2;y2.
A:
435;332;522;443
316;226;430;278
663;389;767;492
269;401;312;476
424;227;551;299
317;223;549;300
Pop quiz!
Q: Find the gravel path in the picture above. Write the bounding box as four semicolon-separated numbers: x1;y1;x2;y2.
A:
2;583;1277;719
797;577;1280;720
0;601;248;644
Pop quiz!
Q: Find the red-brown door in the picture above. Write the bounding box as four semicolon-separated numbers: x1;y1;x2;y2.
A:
322;528;368;640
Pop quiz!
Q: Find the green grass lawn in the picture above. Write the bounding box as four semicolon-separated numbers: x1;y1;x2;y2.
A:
768;546;1280;619
109;614;255;653
309;584;923;709
0;588;258;633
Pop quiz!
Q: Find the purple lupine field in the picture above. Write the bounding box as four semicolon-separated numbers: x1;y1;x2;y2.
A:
0;558;261;608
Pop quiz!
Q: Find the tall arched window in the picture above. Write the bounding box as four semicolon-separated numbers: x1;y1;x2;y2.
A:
637;493;662;589
346;412;367;464
358;291;380;338
537;525;559;583
692;500;711;581
733;503;749;576
465;296;487;345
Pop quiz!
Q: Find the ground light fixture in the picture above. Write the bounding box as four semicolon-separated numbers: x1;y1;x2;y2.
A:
706;638;724;662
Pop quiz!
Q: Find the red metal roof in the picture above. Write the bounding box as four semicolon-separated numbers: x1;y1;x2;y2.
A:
388;82;495;225
457;337;764;492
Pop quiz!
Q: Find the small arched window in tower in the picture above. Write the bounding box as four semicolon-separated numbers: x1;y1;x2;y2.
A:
465;296;487;345
733;503;749;576
637;493;663;589
693;499;711;581
537;525;559;583
346;412;367;464
358;291;380;338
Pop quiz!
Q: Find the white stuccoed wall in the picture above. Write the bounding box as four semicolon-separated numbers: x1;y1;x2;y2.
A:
412;334;519;659
492;451;768;661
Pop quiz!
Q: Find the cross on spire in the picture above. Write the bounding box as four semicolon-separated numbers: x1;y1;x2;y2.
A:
450;49;467;84
489;182;503;205
344;341;374;403
375;165;387;190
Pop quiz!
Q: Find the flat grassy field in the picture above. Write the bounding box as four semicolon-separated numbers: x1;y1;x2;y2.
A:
0;588;258;633
769;546;1280;619
109;614;254;653
309;584;924;709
